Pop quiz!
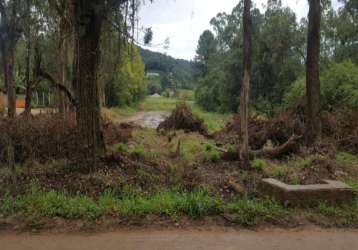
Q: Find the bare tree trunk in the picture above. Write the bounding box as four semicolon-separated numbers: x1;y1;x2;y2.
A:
306;0;322;146
24;0;32;115
73;0;105;165
5;48;17;118
58;27;67;113
24;84;33;114
239;0;253;169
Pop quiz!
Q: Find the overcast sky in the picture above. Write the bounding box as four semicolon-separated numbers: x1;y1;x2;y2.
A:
139;0;340;60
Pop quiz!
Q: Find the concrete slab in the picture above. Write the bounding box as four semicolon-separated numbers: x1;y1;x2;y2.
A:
258;178;356;205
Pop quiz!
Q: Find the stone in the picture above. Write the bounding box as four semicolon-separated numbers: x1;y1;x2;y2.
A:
258;178;356;206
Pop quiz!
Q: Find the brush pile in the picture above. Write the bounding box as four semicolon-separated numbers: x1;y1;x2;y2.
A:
157;103;208;135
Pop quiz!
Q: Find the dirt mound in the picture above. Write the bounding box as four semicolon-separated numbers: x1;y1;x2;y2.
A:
157;104;208;135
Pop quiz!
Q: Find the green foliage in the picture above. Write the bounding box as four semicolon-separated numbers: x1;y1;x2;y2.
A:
114;143;129;152
284;61;358;110
106;46;146;107
318;202;338;216
128;145;147;159
205;146;220;163
195;2;304;113
251;159;266;171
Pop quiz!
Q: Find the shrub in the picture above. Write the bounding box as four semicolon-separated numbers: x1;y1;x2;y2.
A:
284;61;358;110
0;114;130;164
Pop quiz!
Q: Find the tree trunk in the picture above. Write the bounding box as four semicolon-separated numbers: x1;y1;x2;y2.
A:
24;84;33;115
5;48;17;118
73;0;106;165
305;0;322;146
58;25;68;113
239;0;253;168
24;0;32;115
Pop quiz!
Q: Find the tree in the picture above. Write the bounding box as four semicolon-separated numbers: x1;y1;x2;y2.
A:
72;0;107;164
239;0;252;168
305;0;322;146
195;30;217;75
71;0;146;165
0;0;24;118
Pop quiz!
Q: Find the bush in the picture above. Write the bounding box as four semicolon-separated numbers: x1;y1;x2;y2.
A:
284;61;358;110
0;114;130;163
105;46;146;108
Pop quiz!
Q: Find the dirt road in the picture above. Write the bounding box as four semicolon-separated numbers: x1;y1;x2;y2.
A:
1;228;357;250
118;111;169;128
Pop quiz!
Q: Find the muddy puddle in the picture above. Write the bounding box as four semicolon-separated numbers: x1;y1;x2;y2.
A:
119;111;170;128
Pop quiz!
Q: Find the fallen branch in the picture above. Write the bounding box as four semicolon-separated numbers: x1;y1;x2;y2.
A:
221;134;302;161
251;134;302;159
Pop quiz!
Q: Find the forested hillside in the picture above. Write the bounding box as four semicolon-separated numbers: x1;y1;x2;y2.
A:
195;1;358;115
140;48;195;90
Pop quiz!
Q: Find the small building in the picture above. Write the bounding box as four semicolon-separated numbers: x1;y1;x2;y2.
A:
0;90;26;109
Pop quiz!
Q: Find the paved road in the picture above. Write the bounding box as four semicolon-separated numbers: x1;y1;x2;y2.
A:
1;229;358;250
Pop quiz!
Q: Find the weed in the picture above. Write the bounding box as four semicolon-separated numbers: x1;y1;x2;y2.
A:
114;143;129;152
205;148;220;163
270;165;287;179
224;198;286;226
251;159;265;171
318;202;337;216
129;145;146;159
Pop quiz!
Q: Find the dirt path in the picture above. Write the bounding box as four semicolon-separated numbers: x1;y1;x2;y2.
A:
1;228;357;250
118;111;169;128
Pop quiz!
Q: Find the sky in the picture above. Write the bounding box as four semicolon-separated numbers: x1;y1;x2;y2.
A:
138;0;340;60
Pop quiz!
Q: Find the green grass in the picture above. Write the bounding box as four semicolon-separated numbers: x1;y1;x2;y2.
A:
140;97;181;112
224;198;287;226
192;106;231;132
336;152;358;165
0;185;222;220
346;179;358;193
2;185;358;227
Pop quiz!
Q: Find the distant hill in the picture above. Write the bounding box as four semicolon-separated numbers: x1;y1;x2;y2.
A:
139;48;195;90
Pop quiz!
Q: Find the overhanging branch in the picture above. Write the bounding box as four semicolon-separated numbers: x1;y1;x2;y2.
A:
38;69;76;106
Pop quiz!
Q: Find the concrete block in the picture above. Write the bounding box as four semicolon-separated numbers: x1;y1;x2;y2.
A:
258;178;356;205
